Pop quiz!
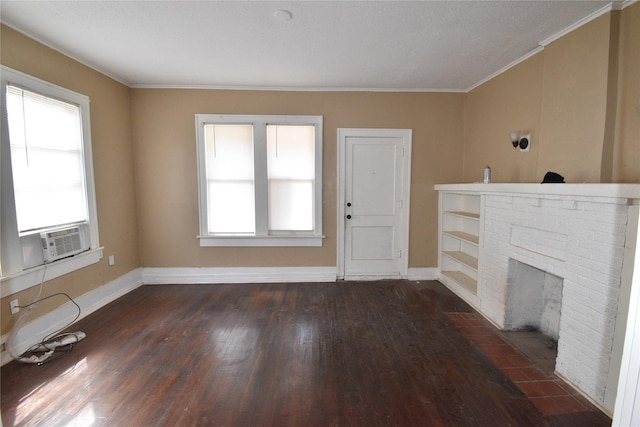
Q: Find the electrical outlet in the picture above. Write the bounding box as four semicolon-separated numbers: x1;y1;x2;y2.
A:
108;255;115;266
10;299;19;314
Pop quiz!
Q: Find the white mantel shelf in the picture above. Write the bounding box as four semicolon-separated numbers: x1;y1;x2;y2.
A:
435;183;640;200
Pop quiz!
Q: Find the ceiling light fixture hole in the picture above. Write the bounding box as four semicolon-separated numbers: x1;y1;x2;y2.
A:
274;9;293;21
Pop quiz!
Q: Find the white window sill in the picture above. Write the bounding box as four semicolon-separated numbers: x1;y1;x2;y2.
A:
0;248;103;298
198;235;323;247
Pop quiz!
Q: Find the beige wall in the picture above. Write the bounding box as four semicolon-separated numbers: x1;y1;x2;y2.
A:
131;89;464;270
538;14;612;183
464;9;639;184
463;54;544;183
613;2;640;182
0;26;140;335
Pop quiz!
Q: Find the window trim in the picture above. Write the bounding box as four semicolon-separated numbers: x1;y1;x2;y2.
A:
195;114;323;247
0;66;102;293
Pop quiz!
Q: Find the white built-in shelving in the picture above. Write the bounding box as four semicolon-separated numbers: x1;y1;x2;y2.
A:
437;191;482;305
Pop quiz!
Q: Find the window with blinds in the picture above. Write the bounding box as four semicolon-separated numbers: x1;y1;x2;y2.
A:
266;124;315;232
204;124;256;234
6;85;88;233
1;66;100;284
195;114;323;247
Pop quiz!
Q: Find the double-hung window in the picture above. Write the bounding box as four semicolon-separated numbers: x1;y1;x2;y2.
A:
1;66;100;291
195;115;322;246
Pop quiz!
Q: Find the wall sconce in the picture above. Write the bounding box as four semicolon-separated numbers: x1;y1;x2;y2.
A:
509;131;531;152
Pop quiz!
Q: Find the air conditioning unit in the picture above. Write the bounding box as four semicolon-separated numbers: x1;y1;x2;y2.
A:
41;226;87;262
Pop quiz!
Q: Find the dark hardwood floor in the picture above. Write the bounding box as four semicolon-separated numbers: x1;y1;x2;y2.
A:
1;280;610;426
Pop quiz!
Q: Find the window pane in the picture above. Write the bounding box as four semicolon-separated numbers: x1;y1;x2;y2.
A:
205;124;255;233
6;86;87;232
267;125;314;231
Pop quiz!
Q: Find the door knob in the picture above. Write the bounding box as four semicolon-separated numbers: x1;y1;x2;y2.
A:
346;215;352;219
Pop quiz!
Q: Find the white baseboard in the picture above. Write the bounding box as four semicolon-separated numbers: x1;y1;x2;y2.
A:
142;266;338;285
407;267;438;281
1;268;143;366
142;267;437;285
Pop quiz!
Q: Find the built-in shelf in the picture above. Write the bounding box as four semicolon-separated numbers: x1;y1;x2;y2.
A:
443;230;479;245
443;250;478;270
441;270;477;294
445;210;480;220
438;192;482;301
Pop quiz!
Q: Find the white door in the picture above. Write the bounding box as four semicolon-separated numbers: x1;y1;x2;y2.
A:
338;128;412;279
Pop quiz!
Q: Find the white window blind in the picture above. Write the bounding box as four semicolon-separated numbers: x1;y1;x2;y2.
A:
266;125;315;231
204;124;255;233
6;85;88;233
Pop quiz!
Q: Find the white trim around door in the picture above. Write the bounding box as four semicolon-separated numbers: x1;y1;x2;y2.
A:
337;128;412;279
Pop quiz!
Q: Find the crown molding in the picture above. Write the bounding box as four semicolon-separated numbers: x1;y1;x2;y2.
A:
129;83;466;93
0;21;131;87
465;46;544;93
539;3;615;47
619;0;638;10
467;1;627;93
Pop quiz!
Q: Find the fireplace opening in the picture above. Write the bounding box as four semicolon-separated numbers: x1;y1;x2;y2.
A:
504;259;564;343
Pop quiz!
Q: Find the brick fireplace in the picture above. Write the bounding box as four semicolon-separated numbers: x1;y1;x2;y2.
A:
436;183;640;414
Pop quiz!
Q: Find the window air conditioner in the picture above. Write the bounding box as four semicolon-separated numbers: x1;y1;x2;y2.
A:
40;226;87;262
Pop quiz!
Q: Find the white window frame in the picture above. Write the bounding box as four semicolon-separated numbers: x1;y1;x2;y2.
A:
0;66;102;297
195;114;323;247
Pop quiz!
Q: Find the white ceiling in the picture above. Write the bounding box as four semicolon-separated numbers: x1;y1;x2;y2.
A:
0;1;620;91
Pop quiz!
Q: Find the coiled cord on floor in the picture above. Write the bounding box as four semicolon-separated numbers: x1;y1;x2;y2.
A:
6;263;83;365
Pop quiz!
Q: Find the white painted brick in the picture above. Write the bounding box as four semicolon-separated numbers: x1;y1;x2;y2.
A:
561;199;578;210
567;227;596;241
513;197;529;212
542;207;565;218
490;194;514;203
595;211;628;224
471;190;636;409
575;238;624;260
573;210;600;222
587;297;619;322
581;200;629;212
594;231;626;247
587;288;621;313
576;269;619;288
558;346;600;383
568;255;623;278
560;304;590;326
568;245;595;261
540;198;563;208
568;221;594;237
562;270;578;283
563;311;615;349
573;344;606;370
586;314;617;339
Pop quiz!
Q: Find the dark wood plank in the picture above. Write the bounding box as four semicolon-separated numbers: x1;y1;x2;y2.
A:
1;280;610;426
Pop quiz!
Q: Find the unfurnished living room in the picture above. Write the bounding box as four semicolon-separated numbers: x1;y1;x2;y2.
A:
1;1;639;426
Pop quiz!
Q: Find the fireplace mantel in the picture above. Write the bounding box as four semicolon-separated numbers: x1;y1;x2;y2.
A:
436;183;640;415
435;183;640;200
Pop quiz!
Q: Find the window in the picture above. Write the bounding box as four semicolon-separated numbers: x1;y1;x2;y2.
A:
1;66;101;291
195;115;322;246
7;85;88;232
